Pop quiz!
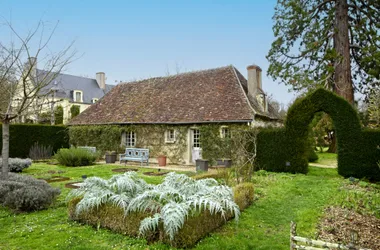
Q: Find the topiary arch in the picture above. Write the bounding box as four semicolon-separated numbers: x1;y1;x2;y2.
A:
285;88;363;177
256;88;380;180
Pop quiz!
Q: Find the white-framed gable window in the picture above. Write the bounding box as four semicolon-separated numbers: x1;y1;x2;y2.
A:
165;129;176;143
220;126;230;139
73;90;83;103
125;131;136;147
92;98;98;103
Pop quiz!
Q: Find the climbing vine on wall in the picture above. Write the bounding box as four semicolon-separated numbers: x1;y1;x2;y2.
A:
69;125;188;164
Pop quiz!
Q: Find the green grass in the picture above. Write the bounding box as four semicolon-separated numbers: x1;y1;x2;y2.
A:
0;163;378;250
316;152;337;166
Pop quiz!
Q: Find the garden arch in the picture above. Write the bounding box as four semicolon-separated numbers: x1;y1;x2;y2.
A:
285;88;363;177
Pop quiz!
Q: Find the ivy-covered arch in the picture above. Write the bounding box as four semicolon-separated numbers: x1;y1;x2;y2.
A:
256;88;380;180
285;88;362;177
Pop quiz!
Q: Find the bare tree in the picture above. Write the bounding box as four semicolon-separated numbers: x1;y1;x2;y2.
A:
0;20;76;179
230;127;258;184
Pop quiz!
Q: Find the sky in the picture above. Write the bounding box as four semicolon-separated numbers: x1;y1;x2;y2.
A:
0;0;297;105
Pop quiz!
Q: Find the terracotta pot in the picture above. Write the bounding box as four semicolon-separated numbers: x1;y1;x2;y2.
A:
157;155;167;166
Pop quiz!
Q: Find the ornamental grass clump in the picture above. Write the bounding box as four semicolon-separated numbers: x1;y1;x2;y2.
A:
54;147;97;166
68;172;240;241
0;173;61;212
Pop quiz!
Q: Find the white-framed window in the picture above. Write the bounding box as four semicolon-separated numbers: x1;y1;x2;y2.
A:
126;131;136;147
220;126;230;139
92;98;98;103
192;129;201;148
73;90;83;102
165;129;176;143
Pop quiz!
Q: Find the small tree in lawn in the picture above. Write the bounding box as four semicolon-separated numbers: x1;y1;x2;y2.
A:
0;20;76;180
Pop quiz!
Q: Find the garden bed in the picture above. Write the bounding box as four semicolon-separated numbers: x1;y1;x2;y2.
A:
112;168;138;173
67;173;253;248
318;207;380;249
65;182;84;189
39;176;70;183
142;171;168;176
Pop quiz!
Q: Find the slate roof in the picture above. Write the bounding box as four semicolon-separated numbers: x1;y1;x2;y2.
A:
70;65;280;125
37;70;114;104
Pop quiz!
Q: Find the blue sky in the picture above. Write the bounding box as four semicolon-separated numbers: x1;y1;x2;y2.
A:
1;0;296;105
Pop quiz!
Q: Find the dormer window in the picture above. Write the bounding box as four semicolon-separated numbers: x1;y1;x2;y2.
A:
92;98;98;103
74;90;83;103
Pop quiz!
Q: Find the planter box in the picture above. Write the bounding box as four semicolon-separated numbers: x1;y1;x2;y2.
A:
216;159;232;168
157;155;167;166
196;159;209;172
105;154;117;163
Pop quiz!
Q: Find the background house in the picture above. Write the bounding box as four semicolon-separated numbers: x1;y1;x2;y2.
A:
15;57;114;124
69;65;282;164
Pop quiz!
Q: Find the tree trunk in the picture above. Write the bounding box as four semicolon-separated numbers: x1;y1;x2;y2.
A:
327;132;337;153
334;0;354;104
1;119;10;180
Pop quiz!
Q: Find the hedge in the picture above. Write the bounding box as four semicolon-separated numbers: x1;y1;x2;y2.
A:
256;128;290;172
0;124;69;158
356;129;380;180
256;89;380;181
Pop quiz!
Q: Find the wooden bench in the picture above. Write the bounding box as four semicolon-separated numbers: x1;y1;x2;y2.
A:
119;148;149;166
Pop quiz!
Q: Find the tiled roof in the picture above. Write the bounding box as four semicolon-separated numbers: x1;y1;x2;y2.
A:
37;70;115;104
70;65;280;125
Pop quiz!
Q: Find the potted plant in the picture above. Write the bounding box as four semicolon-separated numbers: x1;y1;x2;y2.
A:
105;151;117;164
196;159;209;172
157;155;167;167
216;158;232;168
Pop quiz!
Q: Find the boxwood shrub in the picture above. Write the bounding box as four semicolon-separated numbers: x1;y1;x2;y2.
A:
0;124;69;158
0;173;61;212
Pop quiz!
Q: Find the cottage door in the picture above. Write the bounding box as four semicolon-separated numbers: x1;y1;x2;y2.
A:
191;129;202;163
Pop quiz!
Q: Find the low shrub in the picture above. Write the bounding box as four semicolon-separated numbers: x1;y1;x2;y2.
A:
0;158;32;172
233;182;254;210
54;147;97;166
0;173;61;212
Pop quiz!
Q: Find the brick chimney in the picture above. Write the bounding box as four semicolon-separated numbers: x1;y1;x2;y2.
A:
246;64;262;98
96;72;106;90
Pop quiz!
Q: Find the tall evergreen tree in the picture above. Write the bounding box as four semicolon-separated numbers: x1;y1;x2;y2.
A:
267;0;380;104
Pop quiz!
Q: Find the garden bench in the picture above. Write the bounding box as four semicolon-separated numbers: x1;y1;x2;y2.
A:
119;148;149;166
78;146;96;154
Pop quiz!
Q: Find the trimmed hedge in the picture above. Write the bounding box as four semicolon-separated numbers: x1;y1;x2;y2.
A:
256;128;289;172
0;124;69;158
356;129;380;180
233;182;254;210
256;89;380;181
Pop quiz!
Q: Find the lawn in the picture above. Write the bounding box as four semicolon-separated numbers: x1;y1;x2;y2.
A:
315;152;337;166
0;163;378;250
